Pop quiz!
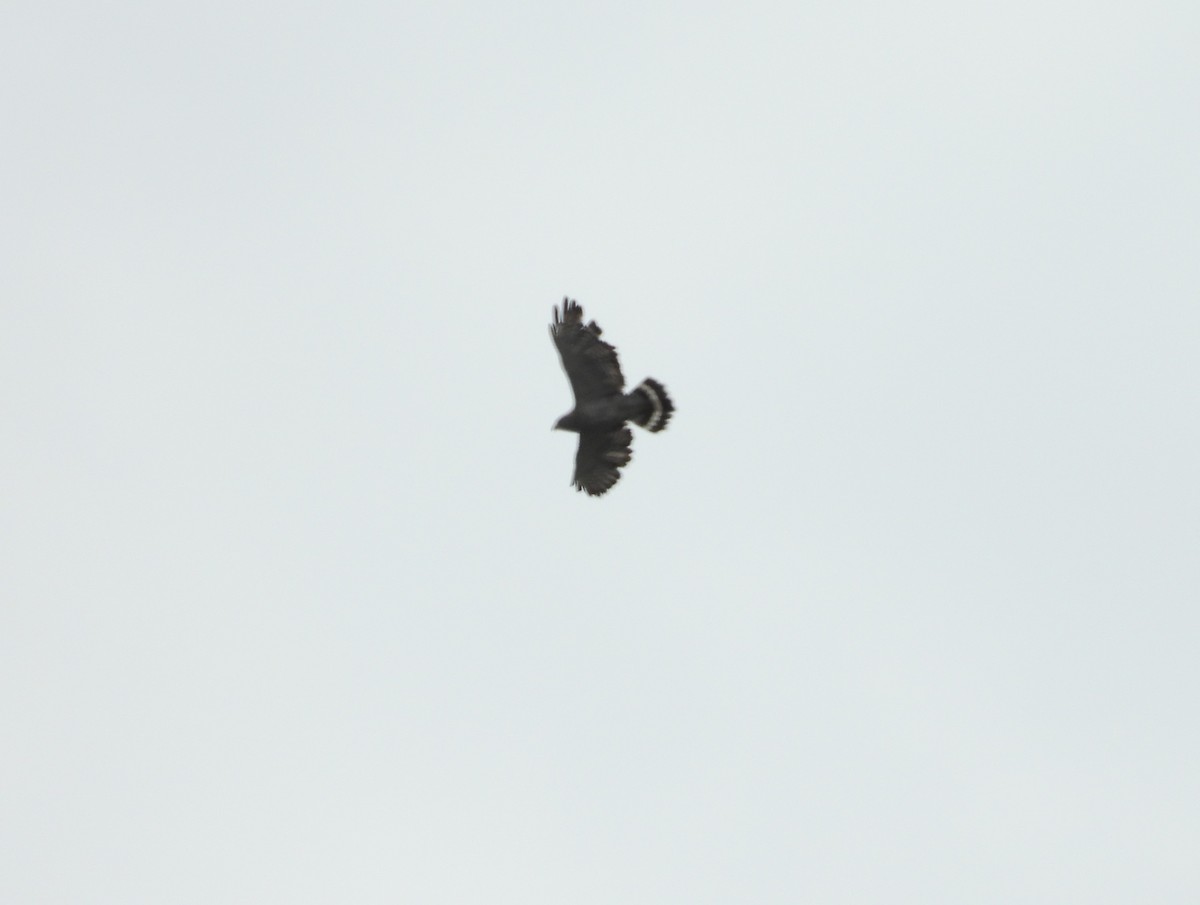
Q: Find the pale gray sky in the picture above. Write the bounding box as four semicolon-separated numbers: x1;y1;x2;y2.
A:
3;1;1198;902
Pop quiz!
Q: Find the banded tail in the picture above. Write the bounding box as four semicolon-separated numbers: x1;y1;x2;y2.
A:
632;378;674;432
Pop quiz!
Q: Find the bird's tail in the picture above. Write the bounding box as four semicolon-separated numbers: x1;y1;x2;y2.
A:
632;378;674;432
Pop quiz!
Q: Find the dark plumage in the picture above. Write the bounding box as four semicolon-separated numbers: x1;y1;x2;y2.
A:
550;298;674;496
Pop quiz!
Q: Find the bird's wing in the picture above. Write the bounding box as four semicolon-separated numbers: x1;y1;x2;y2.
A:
573;427;632;496
550;298;625;403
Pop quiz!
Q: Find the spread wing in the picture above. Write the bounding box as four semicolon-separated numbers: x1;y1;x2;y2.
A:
550;298;625;403
573;427;632;496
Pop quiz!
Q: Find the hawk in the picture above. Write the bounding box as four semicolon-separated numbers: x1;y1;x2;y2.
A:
550;297;674;496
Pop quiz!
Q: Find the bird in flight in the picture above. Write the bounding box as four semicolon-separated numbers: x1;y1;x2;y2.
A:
550;297;674;496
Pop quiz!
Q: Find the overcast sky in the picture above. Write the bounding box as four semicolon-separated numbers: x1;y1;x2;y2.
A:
3;1;1198;902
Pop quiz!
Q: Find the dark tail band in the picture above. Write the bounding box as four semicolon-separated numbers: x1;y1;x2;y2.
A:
633;378;674;432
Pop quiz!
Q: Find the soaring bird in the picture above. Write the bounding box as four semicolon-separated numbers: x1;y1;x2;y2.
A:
550;298;674;496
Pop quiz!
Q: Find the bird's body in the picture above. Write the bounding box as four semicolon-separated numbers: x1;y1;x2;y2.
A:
555;396;641;432
550;298;673;496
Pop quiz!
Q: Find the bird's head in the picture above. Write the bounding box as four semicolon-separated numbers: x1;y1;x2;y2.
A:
553;412;576;432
